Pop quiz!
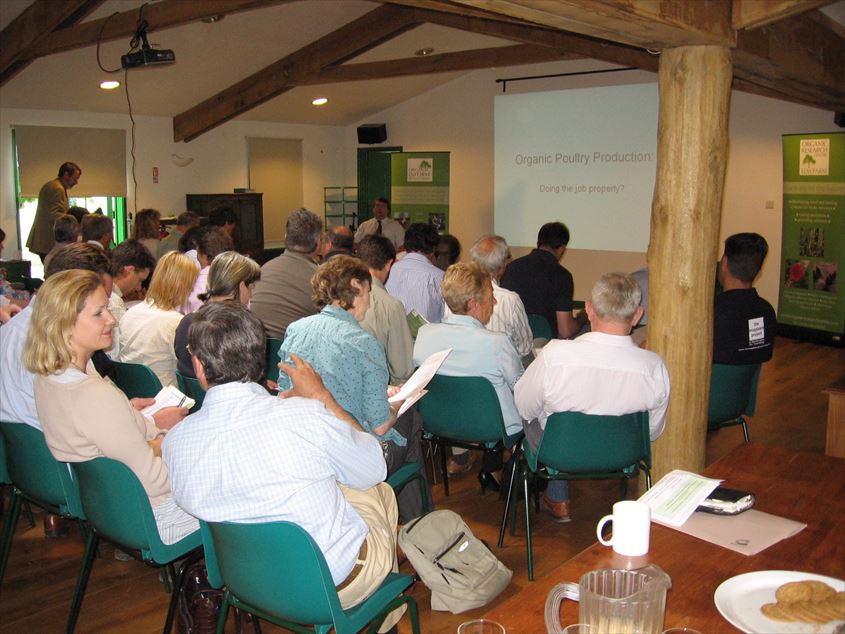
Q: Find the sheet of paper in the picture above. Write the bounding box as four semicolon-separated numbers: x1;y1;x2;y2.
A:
638;469;722;527
406;309;428;339
655;509;806;555
389;348;451;406
396;389;427;417
141;384;195;417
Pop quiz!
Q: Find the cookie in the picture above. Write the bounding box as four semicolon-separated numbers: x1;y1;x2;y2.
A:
762;580;843;625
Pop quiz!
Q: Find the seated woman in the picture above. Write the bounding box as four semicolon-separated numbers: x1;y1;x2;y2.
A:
132;208;162;260
24;269;197;544
183;226;234;314
174;251;261;378
277;255;405;450
413;262;524;493
119;251;199;387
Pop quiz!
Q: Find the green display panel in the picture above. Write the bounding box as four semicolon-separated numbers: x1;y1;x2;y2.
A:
390;152;450;232
778;132;844;341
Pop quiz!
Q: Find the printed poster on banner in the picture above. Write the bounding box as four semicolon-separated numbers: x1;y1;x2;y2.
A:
778;132;844;342
390;152;450;232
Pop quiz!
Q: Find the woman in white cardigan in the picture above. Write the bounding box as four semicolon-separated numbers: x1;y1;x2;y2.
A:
119;251;199;386
24;269;196;544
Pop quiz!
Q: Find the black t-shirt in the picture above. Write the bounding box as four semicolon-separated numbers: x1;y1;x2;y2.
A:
173;312;195;378
500;248;573;335
713;288;776;365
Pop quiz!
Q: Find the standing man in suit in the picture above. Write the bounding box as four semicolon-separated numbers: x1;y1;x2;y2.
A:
27;162;81;262
355;198;404;250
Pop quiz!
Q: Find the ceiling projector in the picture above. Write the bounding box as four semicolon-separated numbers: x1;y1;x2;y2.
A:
121;47;175;69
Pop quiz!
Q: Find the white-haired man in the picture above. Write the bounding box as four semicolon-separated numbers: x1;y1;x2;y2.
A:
514;272;670;522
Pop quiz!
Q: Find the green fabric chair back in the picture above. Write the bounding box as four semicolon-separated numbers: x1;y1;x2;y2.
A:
418;374;518;448
0;421;83;517
526;314;554;340
708;363;761;425
266;337;283;383
203;520;418;634
175;370;205;412
71;457;200;561
112;361;162;399
530;411;651;475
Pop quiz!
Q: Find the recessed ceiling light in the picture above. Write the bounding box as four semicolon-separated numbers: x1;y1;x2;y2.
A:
99;80;121;90
312;97;328;106
416;47;434;56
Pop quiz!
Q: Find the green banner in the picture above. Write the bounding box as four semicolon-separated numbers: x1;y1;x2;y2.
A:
778;132;845;339
390;152;450;232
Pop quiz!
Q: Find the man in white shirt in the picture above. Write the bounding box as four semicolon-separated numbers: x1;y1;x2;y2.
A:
163;302;404;632
514;272;670;522
354;198;404;250
444;235;532;360
385;223;444;323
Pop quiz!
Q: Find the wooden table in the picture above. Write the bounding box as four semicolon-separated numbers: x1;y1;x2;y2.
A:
824;373;845;458
484;443;845;633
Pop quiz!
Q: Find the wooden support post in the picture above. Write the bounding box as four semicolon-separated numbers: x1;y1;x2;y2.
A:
648;46;732;481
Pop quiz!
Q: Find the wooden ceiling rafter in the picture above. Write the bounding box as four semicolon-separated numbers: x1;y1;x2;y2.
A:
731;0;834;30
25;0;294;59
0;0;104;84
305;44;582;85
173;4;422;142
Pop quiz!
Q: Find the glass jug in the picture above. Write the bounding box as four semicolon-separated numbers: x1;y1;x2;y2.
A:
544;564;672;634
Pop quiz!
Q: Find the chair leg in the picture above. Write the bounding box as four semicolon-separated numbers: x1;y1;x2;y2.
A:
417;472;432;514
497;454;520;548
215;591;233;634
439;442;450;497
22;500;35;528
523;465;534;581
67;529;99;634
164;548;204;634
0;491;22;587
620;476;628;499
740;417;750;443
644;466;652;490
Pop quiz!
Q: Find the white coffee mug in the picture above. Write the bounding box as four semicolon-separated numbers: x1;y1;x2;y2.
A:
596;500;651;556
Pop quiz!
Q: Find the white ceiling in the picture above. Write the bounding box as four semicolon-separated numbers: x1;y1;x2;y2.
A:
0;0;517;126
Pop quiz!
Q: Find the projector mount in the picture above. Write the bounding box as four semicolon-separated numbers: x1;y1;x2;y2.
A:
120;17;175;69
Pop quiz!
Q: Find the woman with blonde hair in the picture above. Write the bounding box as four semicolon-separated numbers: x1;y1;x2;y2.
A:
174;251;261;378
132;208;162;259
24;269;196;544
119;251;199;386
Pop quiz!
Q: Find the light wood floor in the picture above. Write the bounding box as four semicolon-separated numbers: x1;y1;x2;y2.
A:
1;336;842;633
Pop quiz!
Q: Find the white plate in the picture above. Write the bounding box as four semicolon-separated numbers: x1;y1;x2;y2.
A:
714;570;844;633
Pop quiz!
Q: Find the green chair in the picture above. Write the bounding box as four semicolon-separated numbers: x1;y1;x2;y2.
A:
200;519;419;634
707;363;761;442
418;374;523;497
0;423;85;587
499;411;651;580
265;337;283;384
69;457;202;634
526;314;554;340
385;462;431;514
112;360;163;399
175;370;205;413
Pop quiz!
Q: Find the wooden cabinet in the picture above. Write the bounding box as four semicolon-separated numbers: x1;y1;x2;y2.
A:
185;193;264;261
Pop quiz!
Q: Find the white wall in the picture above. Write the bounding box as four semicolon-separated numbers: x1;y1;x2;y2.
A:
0;108;349;252
349;59;835;309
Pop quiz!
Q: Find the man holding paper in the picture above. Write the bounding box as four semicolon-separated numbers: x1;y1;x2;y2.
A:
514;272;670;523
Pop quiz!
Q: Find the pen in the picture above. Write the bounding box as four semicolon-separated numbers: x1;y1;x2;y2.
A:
177;395;186;408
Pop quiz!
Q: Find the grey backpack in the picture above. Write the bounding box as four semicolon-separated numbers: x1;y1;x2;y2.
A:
398;509;512;613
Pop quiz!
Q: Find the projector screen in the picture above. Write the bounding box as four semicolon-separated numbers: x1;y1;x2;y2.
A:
494;83;658;251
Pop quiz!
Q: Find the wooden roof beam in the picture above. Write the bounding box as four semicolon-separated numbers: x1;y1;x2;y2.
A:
26;0;293;59
409;7;659;72
731;0;833;31
306;44;582;84
430;0;735;49
733;11;845;111
0;0;104;84
173;4;420;142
